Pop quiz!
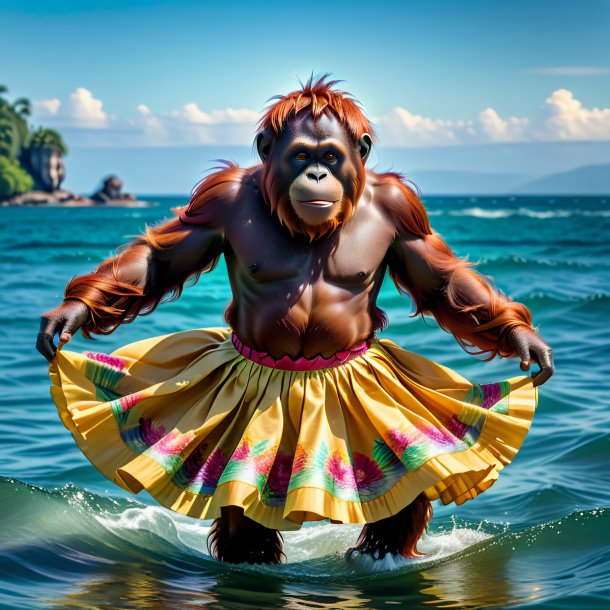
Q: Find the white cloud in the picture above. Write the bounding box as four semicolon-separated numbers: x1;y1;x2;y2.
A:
128;102;259;146
375;106;526;146
537;88;610;141
171;103;258;125
478;108;529;142
375;89;610;147
31;90;260;146
32;87;108;127
528;67;610;75
31;87;610;148
377;107;471;146
33;98;61;117
65;87;107;125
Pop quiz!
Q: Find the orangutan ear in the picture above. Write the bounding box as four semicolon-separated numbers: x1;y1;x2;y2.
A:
358;133;372;164
256;130;273;162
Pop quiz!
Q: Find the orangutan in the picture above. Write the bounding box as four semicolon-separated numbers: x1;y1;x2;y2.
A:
38;76;553;564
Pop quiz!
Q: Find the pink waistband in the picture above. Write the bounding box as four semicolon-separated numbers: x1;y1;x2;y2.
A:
231;333;371;371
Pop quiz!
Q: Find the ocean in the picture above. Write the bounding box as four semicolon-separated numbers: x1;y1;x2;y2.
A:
1;195;609;609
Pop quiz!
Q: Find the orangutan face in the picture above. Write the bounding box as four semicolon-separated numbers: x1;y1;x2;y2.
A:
258;113;372;239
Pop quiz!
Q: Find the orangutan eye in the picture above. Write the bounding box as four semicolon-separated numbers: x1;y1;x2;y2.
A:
295;152;310;161
323;152;337;163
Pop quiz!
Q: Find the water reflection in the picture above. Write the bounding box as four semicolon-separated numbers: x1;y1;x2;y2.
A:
43;552;513;610
41;511;610;610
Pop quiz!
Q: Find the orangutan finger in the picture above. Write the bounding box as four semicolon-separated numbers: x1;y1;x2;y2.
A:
532;347;554;387
37;316;59;362
538;347;553;371
58;321;77;347
547;346;555;371
58;335;70;345
36;331;55;362
533;367;553;387
511;331;531;371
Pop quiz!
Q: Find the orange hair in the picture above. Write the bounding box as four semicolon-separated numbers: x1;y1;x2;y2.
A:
63;229;204;338
258;74;374;142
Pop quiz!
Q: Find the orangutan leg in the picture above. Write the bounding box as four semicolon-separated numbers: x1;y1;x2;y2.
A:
206;506;285;564
347;492;432;560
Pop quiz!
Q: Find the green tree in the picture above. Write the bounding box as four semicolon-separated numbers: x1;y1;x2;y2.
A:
29;127;68;156
0;85;70;197
11;97;32;119
0;156;34;200
0;85;31;160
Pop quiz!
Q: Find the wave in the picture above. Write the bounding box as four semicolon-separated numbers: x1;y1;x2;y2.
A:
523;291;610;304
475;255;592;269
0;478;606;571
450;238;610;247
4;240;117;251
430;207;610;219
1;478;608;608
0;478;490;575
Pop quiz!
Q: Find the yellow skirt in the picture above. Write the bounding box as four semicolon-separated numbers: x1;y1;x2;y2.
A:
49;327;537;531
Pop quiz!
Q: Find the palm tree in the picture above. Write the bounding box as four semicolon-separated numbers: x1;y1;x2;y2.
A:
29;127;68;156
11;97;32;119
0;120;13;158
0;85;69;195
0;86;31;158
0;114;20;159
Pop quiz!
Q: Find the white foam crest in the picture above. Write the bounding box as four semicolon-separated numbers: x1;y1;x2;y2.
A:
449;207;514;218
94;505;492;569
95;505;203;554
346;527;492;573
444;207;610;220
96;507;357;562
518;208;571;219
581;209;610;217
284;523;362;562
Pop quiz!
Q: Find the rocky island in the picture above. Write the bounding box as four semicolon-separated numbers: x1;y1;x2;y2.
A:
0;84;148;207
90;175;140;206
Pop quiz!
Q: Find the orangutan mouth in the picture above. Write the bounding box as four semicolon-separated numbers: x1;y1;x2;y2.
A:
298;200;336;207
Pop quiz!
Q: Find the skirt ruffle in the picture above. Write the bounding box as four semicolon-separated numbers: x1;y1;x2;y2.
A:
49;327;537;531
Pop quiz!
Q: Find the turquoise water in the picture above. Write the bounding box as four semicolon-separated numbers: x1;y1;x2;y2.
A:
1;196;609;609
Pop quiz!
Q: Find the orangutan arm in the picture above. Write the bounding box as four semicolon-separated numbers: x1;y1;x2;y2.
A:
378;172;554;385
386;233;554;385
386;233;535;357
37;164;245;361
63;220;225;338
36;221;225;361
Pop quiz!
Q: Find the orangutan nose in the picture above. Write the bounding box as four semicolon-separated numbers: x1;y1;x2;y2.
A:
306;166;327;182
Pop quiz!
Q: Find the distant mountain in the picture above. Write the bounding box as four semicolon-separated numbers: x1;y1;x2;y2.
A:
515;163;610;194
376;141;610;177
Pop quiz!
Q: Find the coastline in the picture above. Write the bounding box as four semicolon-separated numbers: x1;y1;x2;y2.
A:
1;189;152;207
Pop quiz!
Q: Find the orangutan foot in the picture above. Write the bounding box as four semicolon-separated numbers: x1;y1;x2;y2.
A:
207;506;285;564
346;492;432;560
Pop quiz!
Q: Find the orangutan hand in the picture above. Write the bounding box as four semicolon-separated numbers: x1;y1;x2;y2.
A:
37;300;90;362
507;326;554;387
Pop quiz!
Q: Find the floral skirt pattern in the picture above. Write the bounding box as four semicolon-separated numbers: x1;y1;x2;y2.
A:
49;327;538;530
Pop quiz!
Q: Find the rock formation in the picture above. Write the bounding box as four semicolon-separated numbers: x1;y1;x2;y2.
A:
26;145;66;192
91;175;135;203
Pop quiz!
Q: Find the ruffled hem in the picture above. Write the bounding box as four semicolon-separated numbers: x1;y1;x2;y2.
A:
49;327;538;530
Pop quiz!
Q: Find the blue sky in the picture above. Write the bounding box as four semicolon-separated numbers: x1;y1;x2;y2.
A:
1;0;609;192
3;0;609;119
